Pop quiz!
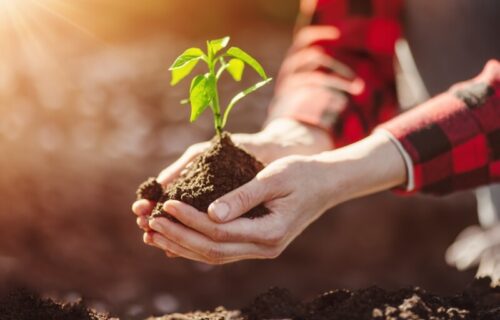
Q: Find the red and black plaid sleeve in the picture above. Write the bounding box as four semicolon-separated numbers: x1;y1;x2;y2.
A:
380;60;500;194
269;0;402;147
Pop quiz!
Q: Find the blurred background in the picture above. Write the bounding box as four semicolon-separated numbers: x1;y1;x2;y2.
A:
0;1;477;319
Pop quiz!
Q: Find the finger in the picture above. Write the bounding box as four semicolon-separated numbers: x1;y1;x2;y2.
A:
291;26;340;52
163;200;283;244
276;72;363;97
136;216;150;231
148;217;277;263
151;233;214;263
153;234;249;265
132;199;155;216
207;178;271;223
157;142;208;186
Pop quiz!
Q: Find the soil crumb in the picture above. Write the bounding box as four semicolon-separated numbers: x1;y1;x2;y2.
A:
0;288;113;320
138;132;268;220
137;177;164;202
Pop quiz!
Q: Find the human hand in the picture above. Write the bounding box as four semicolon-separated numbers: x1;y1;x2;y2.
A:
446;224;500;285
132;118;331;230
144;133;406;264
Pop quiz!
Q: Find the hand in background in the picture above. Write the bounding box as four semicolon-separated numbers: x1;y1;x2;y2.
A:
446;224;500;285
144;133;406;264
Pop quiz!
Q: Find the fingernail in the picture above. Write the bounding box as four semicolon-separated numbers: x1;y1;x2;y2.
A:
210;202;229;221
149;219;161;232
143;232;153;244
163;202;177;215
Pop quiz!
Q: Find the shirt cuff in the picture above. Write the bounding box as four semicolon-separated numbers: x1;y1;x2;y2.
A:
375;129;415;192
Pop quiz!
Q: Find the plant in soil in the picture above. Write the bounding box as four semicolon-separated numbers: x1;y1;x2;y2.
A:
137;36;272;219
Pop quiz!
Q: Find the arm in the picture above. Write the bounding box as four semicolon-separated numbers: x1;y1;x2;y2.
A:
378;60;500;194
145;61;500;265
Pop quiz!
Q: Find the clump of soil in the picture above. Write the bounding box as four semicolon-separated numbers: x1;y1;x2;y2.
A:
0;289;113;320
137;177;164;202
137;132;269;219
151;278;500;320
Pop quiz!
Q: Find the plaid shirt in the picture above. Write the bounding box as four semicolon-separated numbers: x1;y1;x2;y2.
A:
268;0;500;194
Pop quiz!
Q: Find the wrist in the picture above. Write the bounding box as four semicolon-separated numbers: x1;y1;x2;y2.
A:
312;133;407;206
262;118;333;151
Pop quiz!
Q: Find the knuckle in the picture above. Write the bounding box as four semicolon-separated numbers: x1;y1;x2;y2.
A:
206;246;225;261
265;227;286;246
265;247;282;259
212;227;230;242
235;190;252;211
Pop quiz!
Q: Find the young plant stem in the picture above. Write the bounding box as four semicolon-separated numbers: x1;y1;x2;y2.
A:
209;56;223;137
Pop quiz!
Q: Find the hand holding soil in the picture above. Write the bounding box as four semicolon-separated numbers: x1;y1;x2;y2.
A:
133;119;331;228
136;133;406;264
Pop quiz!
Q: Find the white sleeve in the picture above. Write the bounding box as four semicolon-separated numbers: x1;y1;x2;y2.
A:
375;129;415;192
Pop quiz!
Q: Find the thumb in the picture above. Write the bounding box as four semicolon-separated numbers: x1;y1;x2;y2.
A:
208;178;269;223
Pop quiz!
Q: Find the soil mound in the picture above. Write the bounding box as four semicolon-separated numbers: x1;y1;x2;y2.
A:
0;289;113;320
138;132;268;219
152;278;500;320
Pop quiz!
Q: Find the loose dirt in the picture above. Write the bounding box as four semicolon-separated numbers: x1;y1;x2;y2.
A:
0;289;113;320
153;278;500;320
137;132;269;220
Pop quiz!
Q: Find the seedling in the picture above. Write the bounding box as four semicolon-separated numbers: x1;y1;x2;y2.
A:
169;36;272;136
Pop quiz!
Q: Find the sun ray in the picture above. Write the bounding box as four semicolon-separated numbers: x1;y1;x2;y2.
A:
29;0;106;44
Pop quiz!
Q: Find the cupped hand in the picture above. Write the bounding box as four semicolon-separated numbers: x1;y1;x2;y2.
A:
132;118;331;230
143;134;406;264
144;154;339;264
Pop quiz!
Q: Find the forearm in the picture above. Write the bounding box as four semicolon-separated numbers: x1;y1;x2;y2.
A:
312;133;407;207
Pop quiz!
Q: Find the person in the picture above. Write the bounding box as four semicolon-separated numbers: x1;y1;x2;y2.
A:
132;0;500;283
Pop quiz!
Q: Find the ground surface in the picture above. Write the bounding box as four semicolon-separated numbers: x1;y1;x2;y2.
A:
5;279;496;320
151;278;500;320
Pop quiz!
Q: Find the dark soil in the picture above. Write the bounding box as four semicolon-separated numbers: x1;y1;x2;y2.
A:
137;132;269;220
0;289;113;320
137;177;164;202
155;278;500;320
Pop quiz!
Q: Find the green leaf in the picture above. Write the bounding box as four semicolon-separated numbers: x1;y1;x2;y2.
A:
171;60;199;86
226;47;267;80
226;59;245;81
208;36;230;56
169;48;204;70
189;74;215;122
169;48;205;85
222;78;272;127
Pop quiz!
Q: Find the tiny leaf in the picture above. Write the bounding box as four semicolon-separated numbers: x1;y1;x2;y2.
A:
222;78;272;127
226;59;245;81
171;60;200;86
226;47;267;79
169;48;205;85
169;48;204;70
189;74;214;122
208;36;230;56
